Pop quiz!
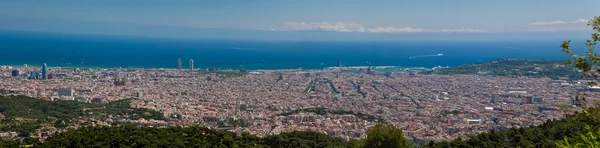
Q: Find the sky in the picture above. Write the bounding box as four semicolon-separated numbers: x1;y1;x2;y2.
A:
0;0;598;40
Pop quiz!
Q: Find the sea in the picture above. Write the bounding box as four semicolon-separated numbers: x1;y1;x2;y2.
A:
0;31;590;70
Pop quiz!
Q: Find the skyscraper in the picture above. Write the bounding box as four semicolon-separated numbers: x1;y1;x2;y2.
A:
178;58;182;70
11;70;20;77
42;63;48;80
189;59;194;70
338;60;342;67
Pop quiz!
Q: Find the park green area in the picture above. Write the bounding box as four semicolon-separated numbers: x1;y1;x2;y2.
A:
274;107;385;122
0;95;163;136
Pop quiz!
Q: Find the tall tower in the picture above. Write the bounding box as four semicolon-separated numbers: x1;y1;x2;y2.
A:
189;59;194;70
338;60;342;67
42;63;48;80
177;58;182;70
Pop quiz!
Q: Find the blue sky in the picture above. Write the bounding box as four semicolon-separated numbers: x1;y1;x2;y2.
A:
0;0;598;40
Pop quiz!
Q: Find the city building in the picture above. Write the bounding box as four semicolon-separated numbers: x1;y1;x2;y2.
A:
42;63;48;80
57;88;74;97
466;119;482;124
113;77;126;86
588;86;600;92
189;59;194;70
11;70;20;77
91;98;105;104
490;94;498;103
533;97;543;103
178;58;182;70
522;95;533;104
29;71;38;79
136;92;144;98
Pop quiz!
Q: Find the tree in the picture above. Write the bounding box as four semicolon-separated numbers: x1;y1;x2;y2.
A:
561;16;600;103
357;124;407;148
556;130;600;148
555;16;600;148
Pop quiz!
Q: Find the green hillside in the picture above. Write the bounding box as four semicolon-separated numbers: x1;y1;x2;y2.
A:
422;59;583;80
0;95;163;135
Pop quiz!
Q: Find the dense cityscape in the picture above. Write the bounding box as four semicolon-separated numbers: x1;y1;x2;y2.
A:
1;1;599;147
1;59;598;145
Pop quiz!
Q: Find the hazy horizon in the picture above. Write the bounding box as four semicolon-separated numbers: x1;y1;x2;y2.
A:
0;0;598;41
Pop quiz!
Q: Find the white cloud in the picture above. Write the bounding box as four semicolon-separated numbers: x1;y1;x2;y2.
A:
367;26;426;33
282;22;366;32
279;22;482;33
573;18;589;23
527;19;589;25
528;21;567;25
438;28;483;33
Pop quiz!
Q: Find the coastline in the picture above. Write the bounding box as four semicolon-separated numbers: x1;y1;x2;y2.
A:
0;58;553;71
0;64;436;71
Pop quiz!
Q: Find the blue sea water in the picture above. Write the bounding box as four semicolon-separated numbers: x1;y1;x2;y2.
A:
0;31;589;70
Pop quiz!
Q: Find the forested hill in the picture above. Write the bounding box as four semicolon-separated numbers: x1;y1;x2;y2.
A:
0;124;412;148
1;106;599;147
422;59;583;80
0;95;163;136
36;125;353;148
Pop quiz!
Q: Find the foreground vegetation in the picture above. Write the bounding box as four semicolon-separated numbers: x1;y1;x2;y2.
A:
425;106;596;148
0;105;599;147
0;123;412;148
